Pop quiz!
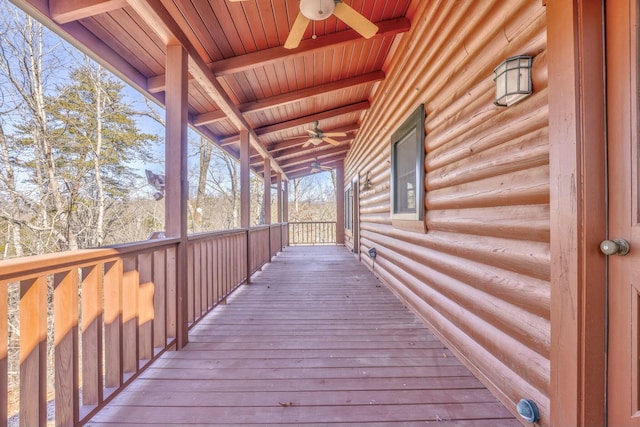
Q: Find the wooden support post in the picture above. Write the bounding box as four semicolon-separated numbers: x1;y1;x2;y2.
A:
547;1;606;426
240;130;251;283
283;180;289;223
263;157;271;225
264;158;272;260
283;180;289;246
240;130;250;229
335;160;345;245
276;172;282;223
165;43;189;349
276;173;283;251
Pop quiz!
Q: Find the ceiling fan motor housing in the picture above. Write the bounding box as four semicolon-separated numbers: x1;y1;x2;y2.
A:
300;0;336;21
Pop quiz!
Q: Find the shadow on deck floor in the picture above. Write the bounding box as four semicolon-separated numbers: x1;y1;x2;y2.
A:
86;245;519;426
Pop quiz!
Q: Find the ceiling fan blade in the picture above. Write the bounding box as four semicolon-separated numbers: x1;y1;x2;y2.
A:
302;139;313;147
322;132;347;137
322;137;341;146
333;2;379;39
284;12;310;49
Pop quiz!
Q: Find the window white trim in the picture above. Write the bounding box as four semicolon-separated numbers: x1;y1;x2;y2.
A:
390;104;426;224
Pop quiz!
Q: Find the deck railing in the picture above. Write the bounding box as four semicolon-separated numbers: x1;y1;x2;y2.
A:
0;223;287;427
288;221;337;245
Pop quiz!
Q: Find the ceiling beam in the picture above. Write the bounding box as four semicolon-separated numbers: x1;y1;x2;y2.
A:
145;18;407;92
284;156;346;179
124;0;286;178
219;101;369;146
271;145;350;169
50;0;127;24
193;110;226;127
272;139;352;162
260;136;352;158
252;140;350;166
159;71;383;126
211;18;411;77
239;71;385;114
254;147;349;172
267;124;360;152
255;101;370;137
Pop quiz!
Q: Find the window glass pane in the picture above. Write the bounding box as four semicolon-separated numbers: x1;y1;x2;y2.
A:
344;187;353;230
395;128;417;213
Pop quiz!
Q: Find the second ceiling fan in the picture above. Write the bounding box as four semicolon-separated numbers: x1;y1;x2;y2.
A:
300;121;347;147
229;0;379;49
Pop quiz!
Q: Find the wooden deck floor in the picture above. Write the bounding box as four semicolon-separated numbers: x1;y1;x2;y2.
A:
86;245;519;426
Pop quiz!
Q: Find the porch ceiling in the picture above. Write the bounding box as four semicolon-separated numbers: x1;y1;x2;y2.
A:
17;0;414;180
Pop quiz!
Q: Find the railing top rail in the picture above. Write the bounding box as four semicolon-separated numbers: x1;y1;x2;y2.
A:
1;223;292;283
289;221;337;225
0;238;180;283
188;228;247;242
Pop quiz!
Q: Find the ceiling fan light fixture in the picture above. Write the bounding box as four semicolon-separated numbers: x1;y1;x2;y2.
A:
310;136;323;145
300;0;335;21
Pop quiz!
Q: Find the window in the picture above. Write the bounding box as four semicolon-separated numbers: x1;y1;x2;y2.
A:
391;105;426;227
344;185;353;231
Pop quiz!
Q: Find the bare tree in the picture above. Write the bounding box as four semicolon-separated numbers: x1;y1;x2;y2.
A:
0;121;23;257
0;5;69;253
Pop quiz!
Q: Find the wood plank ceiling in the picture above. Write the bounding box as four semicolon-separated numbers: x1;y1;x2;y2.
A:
23;0;413;180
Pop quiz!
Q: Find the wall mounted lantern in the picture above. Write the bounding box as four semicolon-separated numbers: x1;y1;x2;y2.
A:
363;172;371;189
493;55;533;107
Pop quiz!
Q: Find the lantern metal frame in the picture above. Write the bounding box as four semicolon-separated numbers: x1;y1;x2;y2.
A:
493;55;533;107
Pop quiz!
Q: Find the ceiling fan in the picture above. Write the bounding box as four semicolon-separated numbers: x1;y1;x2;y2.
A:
310;158;333;173
298;121;347;147
228;0;379;49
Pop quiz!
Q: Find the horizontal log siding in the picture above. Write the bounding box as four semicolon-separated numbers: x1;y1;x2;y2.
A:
345;0;549;424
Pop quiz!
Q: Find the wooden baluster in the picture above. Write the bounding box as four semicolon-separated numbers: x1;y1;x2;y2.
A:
187;244;194;324
224;236;228;295
138;253;153;362
193;243;201;321
207;240;214;308
81;265;103;407
201;241;207;313
165;247;177;343
54;269;79;427
202;242;208;310
122;256;139;375
153;250;166;350
103;260;123;390
19;277;47;427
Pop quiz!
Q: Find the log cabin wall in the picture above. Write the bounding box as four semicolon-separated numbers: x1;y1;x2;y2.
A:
345;0;549;423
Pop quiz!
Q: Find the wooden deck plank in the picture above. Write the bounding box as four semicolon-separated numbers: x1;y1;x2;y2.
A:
90;402;514;424
158;348;456;359
121;376;488;392
87;421;522;427
86;246;517;426
150;356;463;369
109;388;499;407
